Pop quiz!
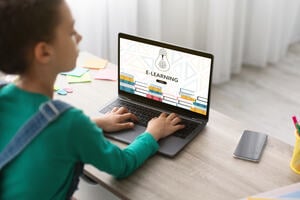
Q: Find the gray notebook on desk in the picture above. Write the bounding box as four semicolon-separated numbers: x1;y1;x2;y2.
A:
99;33;214;157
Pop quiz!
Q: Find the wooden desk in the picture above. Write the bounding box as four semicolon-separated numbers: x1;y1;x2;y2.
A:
55;68;300;200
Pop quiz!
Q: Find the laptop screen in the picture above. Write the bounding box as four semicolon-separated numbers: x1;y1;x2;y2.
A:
118;33;213;118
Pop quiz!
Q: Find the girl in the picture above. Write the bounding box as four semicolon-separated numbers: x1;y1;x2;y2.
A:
0;0;184;199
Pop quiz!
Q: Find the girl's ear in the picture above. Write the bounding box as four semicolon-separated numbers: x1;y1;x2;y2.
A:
33;42;53;64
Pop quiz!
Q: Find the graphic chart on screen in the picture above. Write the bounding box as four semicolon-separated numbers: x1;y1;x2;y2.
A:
120;38;211;115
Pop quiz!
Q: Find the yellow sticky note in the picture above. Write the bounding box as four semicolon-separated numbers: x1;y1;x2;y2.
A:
76;51;108;69
53;85;60;91
84;57;108;69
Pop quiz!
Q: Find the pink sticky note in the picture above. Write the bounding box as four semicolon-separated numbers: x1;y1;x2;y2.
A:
94;68;117;81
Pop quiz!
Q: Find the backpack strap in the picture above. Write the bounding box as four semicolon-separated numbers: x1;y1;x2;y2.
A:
0;100;72;170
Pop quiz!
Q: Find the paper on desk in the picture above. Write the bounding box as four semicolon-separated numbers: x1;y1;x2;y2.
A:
61;66;89;77
279;190;300;198
246;182;300;200
94;67;117;81
77;51;108;69
67;72;91;83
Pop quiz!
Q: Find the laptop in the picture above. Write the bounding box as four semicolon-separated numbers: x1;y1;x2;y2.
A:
99;33;214;157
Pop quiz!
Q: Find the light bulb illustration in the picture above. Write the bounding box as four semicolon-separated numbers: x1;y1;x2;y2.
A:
155;48;170;72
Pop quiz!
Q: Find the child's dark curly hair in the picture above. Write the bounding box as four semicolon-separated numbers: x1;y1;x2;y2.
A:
0;0;62;74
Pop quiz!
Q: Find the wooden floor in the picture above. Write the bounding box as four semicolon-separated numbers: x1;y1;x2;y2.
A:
210;42;300;145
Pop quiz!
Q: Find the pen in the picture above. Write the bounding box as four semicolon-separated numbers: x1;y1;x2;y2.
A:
292;116;300;135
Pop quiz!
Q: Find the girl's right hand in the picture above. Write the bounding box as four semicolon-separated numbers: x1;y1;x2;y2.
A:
145;113;185;141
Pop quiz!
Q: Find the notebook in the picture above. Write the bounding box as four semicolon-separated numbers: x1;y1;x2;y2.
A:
99;33;214;157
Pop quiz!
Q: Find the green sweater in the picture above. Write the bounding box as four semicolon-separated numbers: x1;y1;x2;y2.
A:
0;84;159;200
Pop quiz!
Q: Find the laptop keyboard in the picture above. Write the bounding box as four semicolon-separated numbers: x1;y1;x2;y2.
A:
99;99;201;139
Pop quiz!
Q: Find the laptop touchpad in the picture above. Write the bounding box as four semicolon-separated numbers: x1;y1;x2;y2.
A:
104;124;146;143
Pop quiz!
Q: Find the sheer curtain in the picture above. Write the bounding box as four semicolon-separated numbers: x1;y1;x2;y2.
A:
67;0;300;84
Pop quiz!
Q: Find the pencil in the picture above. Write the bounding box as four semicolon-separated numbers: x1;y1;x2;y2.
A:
292;116;300;136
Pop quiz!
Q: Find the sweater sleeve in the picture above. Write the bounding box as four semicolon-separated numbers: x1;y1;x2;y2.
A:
68;109;159;179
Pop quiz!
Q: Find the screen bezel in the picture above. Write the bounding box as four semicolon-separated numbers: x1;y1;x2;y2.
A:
118;32;214;122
